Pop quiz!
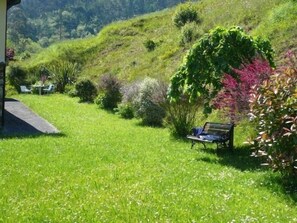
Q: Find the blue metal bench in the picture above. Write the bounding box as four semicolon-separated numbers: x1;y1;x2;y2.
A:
187;122;234;150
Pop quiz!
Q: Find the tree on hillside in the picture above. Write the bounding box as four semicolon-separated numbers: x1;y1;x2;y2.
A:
168;26;274;114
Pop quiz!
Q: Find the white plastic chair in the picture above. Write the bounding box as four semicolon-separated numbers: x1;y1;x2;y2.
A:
43;84;55;94
20;85;32;93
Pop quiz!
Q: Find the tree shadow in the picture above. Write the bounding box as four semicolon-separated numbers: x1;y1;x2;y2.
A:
262;172;297;203
195;144;265;172
195;144;297;202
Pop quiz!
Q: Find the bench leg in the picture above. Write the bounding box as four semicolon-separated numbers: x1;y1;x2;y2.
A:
191;140;195;149
228;140;233;150
200;142;206;149
191;140;207;150
216;143;219;149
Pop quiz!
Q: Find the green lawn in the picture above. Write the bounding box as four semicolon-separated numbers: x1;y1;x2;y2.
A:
0;94;296;222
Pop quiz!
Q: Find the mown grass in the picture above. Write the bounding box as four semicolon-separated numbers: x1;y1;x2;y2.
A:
1;94;296;222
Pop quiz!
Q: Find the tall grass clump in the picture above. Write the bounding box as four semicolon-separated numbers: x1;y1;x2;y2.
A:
143;39;156;52
165;94;201;137
48;60;80;93
179;22;202;46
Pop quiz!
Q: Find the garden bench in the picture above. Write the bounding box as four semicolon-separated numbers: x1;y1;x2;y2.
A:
187;122;234;150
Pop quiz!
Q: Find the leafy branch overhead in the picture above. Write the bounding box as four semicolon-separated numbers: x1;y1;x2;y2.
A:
168;26;274;113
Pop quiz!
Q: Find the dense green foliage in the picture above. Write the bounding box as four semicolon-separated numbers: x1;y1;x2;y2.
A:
172;3;200;28
7;0;186;52
116;103;135;119
75;79;97;102
1;94;296;222
6;64;28;93
143;40;157;52
169;26;274;113
96;74;122;110
250;52;297;177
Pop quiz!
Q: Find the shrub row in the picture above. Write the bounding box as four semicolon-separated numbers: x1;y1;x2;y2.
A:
75;75;198;135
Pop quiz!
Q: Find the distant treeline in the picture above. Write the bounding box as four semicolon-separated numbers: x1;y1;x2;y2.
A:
7;0;187;50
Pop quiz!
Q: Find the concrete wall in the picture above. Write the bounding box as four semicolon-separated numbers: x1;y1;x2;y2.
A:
0;0;7;63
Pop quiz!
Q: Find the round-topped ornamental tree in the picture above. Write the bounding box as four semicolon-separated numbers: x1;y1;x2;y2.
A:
168;26;274;114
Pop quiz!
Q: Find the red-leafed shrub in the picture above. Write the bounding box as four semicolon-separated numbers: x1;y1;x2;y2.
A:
250;51;297;178
213;58;273;122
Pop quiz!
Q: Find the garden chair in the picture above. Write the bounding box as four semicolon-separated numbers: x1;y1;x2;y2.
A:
43;84;55;94
20;85;32;93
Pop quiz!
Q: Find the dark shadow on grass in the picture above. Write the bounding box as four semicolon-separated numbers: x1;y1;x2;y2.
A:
193;141;297;203
5;98;19;102
0;131;66;140
195;144;265;172
170;134;189;143
260;174;297;203
134;121;165;129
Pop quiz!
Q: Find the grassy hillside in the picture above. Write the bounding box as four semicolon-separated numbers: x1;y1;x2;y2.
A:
20;0;296;82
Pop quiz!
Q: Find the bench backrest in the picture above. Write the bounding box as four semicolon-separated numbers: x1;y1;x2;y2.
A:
202;122;234;137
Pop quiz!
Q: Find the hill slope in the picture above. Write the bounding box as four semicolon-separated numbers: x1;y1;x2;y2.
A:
20;0;297;83
7;0;186;50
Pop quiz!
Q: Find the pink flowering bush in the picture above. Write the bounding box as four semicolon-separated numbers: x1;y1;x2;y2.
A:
213;58;273;122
